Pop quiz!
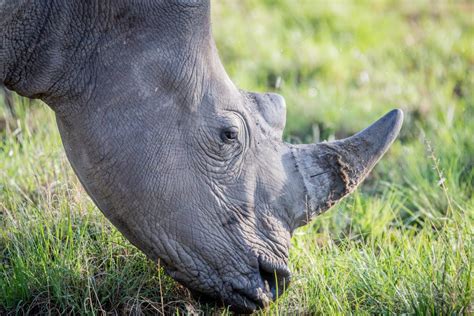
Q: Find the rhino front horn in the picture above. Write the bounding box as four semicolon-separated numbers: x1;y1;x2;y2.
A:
290;109;403;228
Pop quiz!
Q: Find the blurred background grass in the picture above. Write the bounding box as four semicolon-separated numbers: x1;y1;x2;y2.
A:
1;0;473;314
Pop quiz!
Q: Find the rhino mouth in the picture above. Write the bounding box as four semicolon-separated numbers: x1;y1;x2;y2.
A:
189;256;291;312
226;256;291;312
231;288;268;312
192;283;268;313
258;255;291;300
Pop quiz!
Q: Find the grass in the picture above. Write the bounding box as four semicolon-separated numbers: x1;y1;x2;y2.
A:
1;0;473;314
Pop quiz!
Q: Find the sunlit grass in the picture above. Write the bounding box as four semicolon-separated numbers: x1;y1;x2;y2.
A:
1;0;473;314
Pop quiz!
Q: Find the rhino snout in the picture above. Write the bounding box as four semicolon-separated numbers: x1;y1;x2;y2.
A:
226;256;291;313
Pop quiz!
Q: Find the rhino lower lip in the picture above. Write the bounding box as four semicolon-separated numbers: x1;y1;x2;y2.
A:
230;265;290;313
258;256;291;299
232;288;268;311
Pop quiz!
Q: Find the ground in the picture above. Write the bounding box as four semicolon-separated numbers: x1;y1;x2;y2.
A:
1;1;473;314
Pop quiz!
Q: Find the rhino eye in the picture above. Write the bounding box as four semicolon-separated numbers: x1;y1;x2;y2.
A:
220;127;239;143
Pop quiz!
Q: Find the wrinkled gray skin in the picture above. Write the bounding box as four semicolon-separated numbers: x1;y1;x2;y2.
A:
0;0;403;312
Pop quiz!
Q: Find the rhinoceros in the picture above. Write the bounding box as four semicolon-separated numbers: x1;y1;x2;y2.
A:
0;0;403;312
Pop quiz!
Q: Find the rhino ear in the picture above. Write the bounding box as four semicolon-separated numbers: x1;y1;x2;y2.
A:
290;109;403;227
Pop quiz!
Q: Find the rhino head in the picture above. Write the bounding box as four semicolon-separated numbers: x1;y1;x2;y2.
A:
1;0;402;312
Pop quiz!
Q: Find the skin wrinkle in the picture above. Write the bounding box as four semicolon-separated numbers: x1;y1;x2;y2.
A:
163;199;252;296
166;42;206;107
202;184;265;267
288;145;309;226
46;6;92;97
254;180;291;256
5;4;52;88
194;125;244;182
182;182;233;245
209;172;289;267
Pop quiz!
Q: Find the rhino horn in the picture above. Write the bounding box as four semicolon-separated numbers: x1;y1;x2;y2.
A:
290;109;403;227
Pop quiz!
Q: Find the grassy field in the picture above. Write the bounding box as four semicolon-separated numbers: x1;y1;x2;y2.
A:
1;0;473;314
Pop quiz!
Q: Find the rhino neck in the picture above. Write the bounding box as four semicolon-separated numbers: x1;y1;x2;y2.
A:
0;1;56;97
0;0;213;112
0;1;106;103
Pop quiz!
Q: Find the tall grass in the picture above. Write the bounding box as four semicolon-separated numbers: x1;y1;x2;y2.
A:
1;0;473;314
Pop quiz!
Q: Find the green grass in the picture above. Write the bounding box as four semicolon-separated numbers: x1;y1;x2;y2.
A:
1;0;473;314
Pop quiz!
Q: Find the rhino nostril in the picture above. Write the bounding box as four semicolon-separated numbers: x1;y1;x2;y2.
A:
258;257;291;300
